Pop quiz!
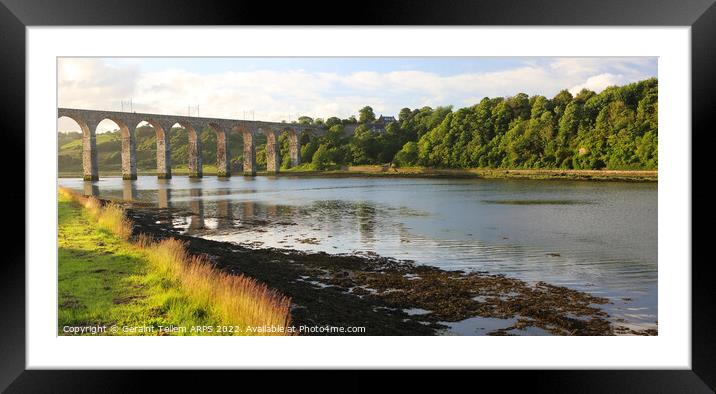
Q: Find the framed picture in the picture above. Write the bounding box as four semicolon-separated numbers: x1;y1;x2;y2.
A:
3;0;713;390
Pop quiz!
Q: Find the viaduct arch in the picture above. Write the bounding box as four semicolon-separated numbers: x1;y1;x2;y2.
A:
58;108;319;181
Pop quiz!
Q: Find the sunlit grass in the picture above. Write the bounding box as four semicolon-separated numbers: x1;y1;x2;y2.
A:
58;187;293;335
138;236;292;332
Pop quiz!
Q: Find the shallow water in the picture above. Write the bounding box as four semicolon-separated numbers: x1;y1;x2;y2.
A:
59;175;658;332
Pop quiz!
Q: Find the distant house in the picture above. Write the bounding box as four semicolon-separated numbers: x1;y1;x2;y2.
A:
371;115;397;133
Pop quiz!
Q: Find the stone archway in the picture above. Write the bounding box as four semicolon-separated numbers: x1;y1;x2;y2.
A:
261;128;280;174
134;119;172;179
96;117;134;180
58;114;97;181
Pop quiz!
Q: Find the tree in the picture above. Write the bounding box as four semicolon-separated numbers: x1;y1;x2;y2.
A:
552;89;573;117
298;116;313;125
301;139;320;163
358;106;376;124
325;117;341;127
393;141;418;167
398;107;412;122
349;125;380;164
311;144;333;170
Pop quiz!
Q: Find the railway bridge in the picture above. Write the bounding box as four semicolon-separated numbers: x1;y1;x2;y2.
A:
58;108;325;181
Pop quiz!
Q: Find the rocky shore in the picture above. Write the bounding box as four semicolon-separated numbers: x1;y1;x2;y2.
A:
119;203;658;336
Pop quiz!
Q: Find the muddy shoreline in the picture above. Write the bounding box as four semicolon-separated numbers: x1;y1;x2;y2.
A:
124;204;655;336
59;167;657;182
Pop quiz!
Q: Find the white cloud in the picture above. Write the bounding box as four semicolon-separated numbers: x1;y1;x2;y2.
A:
58;59;140;109
57;58;656;133
568;73;629;95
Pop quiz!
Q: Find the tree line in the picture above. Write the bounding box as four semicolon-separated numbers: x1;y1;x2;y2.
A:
300;77;657;170
58;78;657;172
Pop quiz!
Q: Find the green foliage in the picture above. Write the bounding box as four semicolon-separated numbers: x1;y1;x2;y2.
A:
358;106;376;124
325;117;341;128
393;141;418;167
404;78;657;170
298;116;313;125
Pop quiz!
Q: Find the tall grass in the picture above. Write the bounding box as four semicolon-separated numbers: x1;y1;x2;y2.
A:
59;187;293;335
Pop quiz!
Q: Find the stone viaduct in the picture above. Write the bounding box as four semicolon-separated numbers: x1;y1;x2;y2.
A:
58;108;324;181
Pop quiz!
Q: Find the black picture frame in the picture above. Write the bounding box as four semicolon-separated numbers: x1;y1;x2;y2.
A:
2;0;713;391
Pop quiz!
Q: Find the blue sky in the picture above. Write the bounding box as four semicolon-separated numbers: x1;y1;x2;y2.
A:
59;57;657;132
103;57;571;75
103;57;656;79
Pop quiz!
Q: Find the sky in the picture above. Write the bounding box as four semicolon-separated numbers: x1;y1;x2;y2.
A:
57;57;657;133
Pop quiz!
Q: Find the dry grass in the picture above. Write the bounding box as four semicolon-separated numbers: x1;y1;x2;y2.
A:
58;187;293;335
143;238;292;333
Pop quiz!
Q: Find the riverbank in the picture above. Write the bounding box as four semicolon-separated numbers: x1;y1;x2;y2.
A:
58;189;292;335
282;166;658;182
59;164;222;179
59;166;657;182
124;201;658;336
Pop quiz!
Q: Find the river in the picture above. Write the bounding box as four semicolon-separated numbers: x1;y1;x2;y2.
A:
59;175;658;332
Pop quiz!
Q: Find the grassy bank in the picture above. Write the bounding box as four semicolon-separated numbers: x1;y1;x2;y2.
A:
58;188;292;335
281;165;658;182
59;165;657;181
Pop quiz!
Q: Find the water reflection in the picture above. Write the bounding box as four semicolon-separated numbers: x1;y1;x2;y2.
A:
188;188;204;231
357;202;376;245
122;180;138;201
83;182;99;197
266;203;277;218
216;190;233;229
157;179;172;208
242;200;257;221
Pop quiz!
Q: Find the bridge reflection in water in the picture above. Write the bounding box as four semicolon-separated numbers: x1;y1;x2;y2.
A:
71;180;310;238
157;180;172;209
122;180;138;201
188;188;204;231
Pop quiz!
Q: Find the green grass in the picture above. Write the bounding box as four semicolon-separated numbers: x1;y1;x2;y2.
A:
58;193;233;335
170;164;219;175
60;133;120;151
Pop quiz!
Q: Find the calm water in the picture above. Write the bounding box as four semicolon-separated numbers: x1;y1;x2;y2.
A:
59;176;658;331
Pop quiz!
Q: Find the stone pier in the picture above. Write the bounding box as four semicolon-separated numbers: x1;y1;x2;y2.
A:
289;130;301;167
264;129;280;174
120;126;137;180
188;127;203;178
242;129;256;176
82;124;99;181
214;125;230;177
156;124;172;179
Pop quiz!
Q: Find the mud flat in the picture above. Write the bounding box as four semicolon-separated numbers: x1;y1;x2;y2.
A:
125;204;656;336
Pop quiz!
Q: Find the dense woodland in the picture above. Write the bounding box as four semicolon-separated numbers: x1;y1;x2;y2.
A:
58;78;657;173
